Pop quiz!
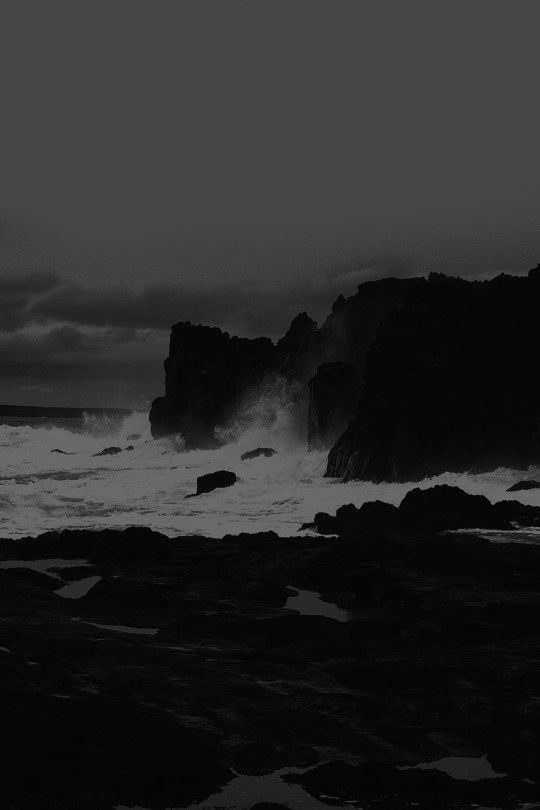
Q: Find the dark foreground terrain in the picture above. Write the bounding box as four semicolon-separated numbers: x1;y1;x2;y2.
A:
1;487;539;809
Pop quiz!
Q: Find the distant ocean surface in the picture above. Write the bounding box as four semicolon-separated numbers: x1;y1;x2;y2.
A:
0;404;539;541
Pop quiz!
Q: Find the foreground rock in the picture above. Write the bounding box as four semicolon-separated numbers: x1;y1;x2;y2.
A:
507;479;540;492
307;485;540;537
241;447;277;460
284;760;539;808
1;516;539;807
93;446;123;456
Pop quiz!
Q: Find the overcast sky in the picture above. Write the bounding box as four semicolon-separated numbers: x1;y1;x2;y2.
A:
1;0;539;408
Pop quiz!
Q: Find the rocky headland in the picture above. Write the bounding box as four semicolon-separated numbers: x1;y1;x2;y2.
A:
150;265;540;481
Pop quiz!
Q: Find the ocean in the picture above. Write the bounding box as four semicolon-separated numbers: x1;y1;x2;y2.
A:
0;405;538;541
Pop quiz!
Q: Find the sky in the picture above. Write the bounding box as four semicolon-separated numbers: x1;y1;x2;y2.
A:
1;0;539;408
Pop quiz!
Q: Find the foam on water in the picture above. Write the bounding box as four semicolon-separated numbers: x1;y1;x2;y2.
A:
0;409;538;540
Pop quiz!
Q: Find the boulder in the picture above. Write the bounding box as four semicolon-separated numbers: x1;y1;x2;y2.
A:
93;446;123;457
195;470;237;495
241;447;276;460
398;485;496;531
507;480;540;492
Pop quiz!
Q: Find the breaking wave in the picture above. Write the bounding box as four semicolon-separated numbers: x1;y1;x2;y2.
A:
0;407;538;540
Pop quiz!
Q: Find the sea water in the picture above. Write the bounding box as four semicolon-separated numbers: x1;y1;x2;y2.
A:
0;408;538;540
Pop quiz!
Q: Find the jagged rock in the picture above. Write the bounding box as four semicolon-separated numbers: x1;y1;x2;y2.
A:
93;446;123;456
150;267;539;476
194;470;237;496
149;279;421;447
149;315;319;446
327;269;540;480
240;447;276;460
309;485;540;536
51;448;74;455
309;500;399;536
307;362;361;450
507;480;540;492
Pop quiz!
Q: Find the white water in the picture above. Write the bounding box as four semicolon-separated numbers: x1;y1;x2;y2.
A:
0;410;538;540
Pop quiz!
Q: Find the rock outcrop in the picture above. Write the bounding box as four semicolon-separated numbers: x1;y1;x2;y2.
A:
150;278;424;448
240;447;276;460
307;362;361;450
193;470;237;496
326;268;540;480
151;265;539;478
507;480;540;492
150;314;321;447
305;485;540;536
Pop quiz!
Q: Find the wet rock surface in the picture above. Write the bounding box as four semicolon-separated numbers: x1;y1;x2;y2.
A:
93;446;124;456
193;469;237;495
308;484;540;536
1;504;539;808
241;447;277;460
507;479;540;492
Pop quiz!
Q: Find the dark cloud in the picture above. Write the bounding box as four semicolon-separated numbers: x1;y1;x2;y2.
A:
0;271;61;332
29;261;412;338
0;270;59;296
0;326;163;408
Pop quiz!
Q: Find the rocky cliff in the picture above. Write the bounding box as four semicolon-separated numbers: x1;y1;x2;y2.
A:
326;267;540;480
149;313;321;446
150;277;420;447
151;265;539;479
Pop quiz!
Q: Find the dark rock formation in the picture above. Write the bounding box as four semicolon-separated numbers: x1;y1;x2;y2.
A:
1;524;539;806
241;447;277;460
149;278;423;448
284;759;539;808
327;267;540;480
507;480;540;492
307;362;361;450
93;446;123;456
307;485;540;536
150;265;539;476
194;469;237;495
150;314;319;447
51;449;74;455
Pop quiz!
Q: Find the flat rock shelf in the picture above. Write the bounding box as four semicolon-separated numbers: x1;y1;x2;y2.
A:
1;523;539;809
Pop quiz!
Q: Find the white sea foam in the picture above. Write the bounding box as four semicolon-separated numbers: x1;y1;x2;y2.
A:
0;409;538;540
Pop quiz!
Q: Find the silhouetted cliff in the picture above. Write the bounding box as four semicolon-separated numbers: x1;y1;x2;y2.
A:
151;266;539;479
149;314;320;446
327;267;540;480
150;278;421;447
